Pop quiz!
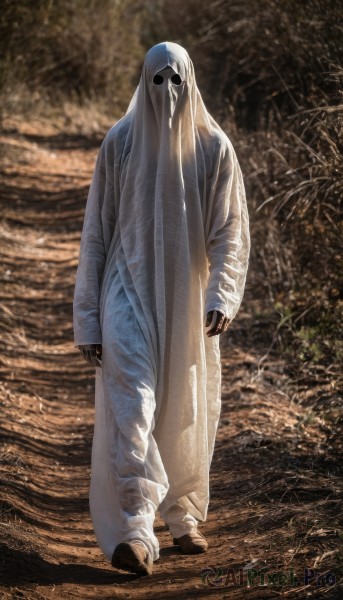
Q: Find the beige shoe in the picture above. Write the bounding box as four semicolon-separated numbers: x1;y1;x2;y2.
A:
111;541;153;576
173;531;208;554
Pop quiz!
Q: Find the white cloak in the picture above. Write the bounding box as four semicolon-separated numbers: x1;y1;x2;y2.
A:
73;42;250;562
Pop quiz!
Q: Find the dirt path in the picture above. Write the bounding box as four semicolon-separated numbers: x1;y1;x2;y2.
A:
0;118;342;599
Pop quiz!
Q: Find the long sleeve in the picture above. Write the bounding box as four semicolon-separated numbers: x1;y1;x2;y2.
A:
73;140;115;346
204;138;250;321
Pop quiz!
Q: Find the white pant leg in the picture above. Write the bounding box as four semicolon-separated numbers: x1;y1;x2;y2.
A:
160;501;198;539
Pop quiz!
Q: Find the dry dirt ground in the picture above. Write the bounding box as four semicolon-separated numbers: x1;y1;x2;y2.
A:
0;117;342;600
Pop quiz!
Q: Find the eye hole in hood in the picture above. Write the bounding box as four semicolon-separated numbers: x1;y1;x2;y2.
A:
171;74;182;85
153;74;163;85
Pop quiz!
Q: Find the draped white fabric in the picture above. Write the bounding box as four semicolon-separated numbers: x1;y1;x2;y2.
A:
73;42;250;562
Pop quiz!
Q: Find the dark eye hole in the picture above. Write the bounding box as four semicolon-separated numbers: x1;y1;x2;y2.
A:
153;74;163;85
171;74;182;85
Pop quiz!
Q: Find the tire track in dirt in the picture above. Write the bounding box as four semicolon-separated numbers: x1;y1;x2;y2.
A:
0;119;342;599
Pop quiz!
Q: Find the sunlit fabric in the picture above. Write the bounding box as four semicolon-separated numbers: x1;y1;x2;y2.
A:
73;41;250;562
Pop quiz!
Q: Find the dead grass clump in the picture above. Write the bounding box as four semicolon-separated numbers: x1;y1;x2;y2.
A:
0;0;145;115
156;0;341;117
242;103;343;367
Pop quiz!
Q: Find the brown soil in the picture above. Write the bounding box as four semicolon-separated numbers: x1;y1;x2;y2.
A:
0;117;342;600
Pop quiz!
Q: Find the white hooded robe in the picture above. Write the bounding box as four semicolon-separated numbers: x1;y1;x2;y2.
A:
73;42;250;563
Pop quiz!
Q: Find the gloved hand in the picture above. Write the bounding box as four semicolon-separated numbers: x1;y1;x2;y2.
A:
78;344;102;367
206;311;231;337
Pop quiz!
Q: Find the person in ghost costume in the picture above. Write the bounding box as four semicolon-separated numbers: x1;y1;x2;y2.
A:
73;42;250;576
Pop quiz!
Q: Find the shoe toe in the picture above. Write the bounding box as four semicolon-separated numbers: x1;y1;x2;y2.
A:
174;532;208;554
111;542;152;576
